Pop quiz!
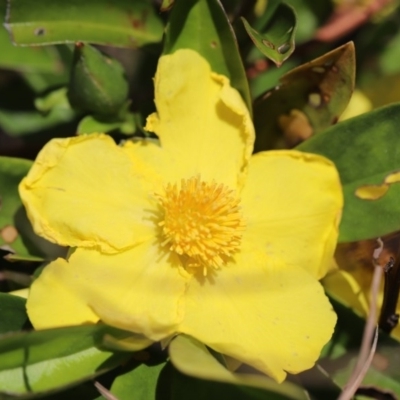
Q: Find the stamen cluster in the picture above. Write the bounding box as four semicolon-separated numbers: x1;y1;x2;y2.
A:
157;176;244;274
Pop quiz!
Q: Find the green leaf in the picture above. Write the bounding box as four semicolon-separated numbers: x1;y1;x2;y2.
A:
0;324;133;396
0;88;76;137
171;367;285;400
111;362;166;399
68;44;129;116
0;157;33;255
284;0;333;44
298;102;400;242
34;87;70;113
0;29;61;73
169;335;307;400
0;293;28;334
319;298;400;396
5;0;163;48
77;113;137;136
254;42;355;151
0;156;65;260
163;0;252;113
0;108;75;137
241;3;297;67
0;1;61;73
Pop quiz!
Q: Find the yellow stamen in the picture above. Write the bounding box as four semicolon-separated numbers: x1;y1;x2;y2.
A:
157;176;244;273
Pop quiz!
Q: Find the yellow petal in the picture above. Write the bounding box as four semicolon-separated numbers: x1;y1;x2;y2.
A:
241;150;343;280
322;269;369;316
19;134;157;253
27;258;100;328
179;241;336;382
123;138;175;186
145;49;254;188
27;240;190;340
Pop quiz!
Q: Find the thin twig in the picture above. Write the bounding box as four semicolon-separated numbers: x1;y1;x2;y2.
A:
315;0;395;42
94;381;119;400
338;328;379;400
337;238;383;400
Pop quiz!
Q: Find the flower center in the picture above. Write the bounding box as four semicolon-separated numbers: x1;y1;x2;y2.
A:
157;176;244;274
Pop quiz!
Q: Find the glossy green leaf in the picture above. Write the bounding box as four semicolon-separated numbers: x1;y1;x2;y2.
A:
242;3;297;67
0;324;133;396
5;0;163;48
163;0;252;113
68;44;128;116
254;42;355;151
169;335;307;400
319;298;400;396
0;293;27;334
298;103;400;242
111;362;165;399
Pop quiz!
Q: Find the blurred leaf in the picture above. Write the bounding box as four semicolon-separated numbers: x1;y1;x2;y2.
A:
0;157;32;255
5;0;163;48
77;113;137;136
298;103;400;243
320;298;400;396
0;107;75;136
171;366;301;400
68;44;129;116
242;3;297;67
0;29;62;73
0;293;27;334
169;335;307;399
1;80;75;136
362;72;400;109
297;364;342;400
34;87;69;113
160;0;175;12
111;362;165;399
163;0;252;113
0;1;60;73
254;42;355;151
18;46;73;94
284;0;333;44
0;324;133;396
21;70;68;94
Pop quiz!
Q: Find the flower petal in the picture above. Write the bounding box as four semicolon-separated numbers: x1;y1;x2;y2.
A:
322;269;369;315
179;241;336;382
241;150;343;280
19;134;158;253
145;49;254;188
27;240;190;340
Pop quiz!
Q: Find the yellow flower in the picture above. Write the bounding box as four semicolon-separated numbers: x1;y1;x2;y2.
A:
20;49;343;382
